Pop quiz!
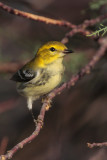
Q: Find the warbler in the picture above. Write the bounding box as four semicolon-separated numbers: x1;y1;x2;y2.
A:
11;41;73;113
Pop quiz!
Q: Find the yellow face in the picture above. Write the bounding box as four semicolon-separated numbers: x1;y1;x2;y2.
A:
36;41;73;65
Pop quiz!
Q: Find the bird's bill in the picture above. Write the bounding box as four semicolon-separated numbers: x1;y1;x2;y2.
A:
63;49;74;54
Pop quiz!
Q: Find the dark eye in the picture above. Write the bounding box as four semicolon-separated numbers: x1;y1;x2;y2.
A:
50;47;56;52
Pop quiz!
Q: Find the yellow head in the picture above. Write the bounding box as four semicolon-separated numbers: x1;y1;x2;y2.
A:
33;41;73;67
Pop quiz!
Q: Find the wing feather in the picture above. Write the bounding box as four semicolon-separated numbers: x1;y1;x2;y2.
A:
11;68;36;82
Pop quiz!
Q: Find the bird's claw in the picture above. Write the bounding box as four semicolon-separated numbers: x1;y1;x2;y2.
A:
42;97;51;111
35;116;44;128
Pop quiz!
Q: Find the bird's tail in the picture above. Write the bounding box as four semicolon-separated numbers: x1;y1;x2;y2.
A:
27;97;33;110
27;97;36;124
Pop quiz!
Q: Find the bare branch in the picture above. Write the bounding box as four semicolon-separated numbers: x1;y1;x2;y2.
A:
61;28;92;44
0;2;75;29
81;14;107;28
62;13;107;43
87;142;107;148
0;102;47;160
0;2;107;32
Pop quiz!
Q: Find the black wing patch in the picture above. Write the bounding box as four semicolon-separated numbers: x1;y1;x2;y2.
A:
11;68;36;82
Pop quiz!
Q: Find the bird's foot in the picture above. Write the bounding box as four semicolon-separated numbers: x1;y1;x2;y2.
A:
35;115;44;128
29;109;37;126
42;96;51;111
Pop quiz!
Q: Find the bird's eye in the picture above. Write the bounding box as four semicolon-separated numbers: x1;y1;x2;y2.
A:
50;47;56;52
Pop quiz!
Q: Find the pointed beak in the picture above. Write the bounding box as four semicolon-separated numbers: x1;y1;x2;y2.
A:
63;49;74;54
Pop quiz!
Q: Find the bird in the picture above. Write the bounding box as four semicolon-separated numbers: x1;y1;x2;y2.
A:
11;41;73;121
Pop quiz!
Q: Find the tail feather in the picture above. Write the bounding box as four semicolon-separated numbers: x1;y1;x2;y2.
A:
27;97;33;110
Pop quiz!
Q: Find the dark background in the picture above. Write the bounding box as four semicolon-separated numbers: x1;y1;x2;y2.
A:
0;0;107;159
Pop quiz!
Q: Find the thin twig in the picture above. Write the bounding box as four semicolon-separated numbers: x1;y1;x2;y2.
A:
0;2;75;29
62;13;107;43
61;28;92;44
81;14;107;28
0;38;107;160
87;142;107;148
0;2;107;31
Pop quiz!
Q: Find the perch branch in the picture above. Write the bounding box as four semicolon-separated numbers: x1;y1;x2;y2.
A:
0;37;107;160
0;102;47;160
